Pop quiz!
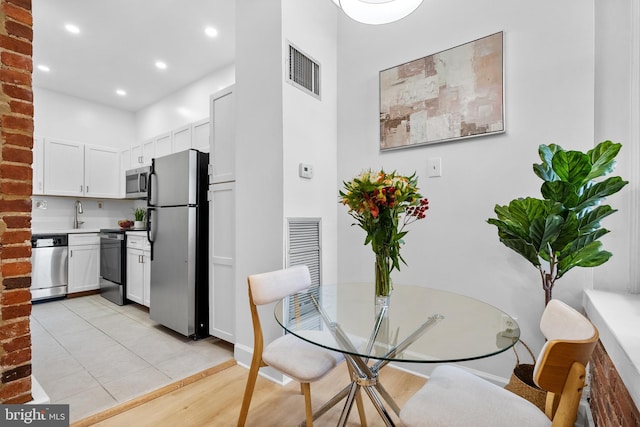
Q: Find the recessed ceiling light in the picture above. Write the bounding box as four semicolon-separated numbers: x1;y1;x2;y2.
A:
37;64;50;72
65;24;80;34
116;89;127;96
155;61;167;70
205;27;218;38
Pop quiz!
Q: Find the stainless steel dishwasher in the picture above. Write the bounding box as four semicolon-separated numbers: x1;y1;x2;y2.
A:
30;234;68;302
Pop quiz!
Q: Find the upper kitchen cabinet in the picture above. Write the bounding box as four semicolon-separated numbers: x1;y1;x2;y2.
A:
154;132;172;159
43;139;84;196
130;138;157;167
85;145;120;198
210;86;235;184
44;138;120;198
172;125;192;153
33;136;44;195
191;118;210;153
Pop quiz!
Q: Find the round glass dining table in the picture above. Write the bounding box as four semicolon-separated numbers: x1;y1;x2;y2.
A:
273;283;520;427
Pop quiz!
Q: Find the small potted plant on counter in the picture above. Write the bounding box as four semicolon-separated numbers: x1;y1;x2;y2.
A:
133;208;146;229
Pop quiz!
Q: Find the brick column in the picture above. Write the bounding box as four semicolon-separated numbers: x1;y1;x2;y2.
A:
0;0;33;404
590;341;640;426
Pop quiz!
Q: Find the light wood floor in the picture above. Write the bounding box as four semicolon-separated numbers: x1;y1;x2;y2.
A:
73;360;426;427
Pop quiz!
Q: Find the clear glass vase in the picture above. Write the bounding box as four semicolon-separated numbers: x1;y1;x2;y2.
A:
374;252;392;300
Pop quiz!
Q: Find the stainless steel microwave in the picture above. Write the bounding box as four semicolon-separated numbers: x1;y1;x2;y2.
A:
125;166;150;199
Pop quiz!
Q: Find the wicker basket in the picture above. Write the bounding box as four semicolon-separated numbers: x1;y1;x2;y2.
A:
504;340;547;412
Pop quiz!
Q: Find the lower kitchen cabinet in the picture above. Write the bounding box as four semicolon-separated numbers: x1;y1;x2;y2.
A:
68;233;100;294
126;234;150;307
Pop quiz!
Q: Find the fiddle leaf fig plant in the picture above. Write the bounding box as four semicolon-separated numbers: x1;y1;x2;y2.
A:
487;140;628;306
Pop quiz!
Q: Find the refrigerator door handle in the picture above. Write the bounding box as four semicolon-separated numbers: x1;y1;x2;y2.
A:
148;158;157;207
147;207;155;261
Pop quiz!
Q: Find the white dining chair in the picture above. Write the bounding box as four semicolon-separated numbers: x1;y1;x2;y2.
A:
400;299;599;427
237;265;366;427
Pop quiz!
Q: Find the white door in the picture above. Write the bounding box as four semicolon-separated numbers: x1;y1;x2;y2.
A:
85;145;120;198
126;247;144;305
32;136;44;195
209;181;235;342
68;244;100;293
191;118;210;153
172;125;191;153
142;139;155;166
44;139;84;196
154;133;172;159
210;87;235;184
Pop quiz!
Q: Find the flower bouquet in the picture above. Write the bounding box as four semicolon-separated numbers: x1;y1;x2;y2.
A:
340;170;429;299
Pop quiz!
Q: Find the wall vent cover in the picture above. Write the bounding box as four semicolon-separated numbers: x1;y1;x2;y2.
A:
288;43;320;99
286;218;322;330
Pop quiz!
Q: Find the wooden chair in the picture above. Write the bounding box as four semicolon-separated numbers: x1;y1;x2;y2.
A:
400;299;599;427
237;265;366;426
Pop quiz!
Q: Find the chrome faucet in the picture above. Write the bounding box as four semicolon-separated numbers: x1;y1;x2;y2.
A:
73;200;84;229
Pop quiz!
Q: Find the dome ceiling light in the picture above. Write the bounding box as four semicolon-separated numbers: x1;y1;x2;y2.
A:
331;0;424;25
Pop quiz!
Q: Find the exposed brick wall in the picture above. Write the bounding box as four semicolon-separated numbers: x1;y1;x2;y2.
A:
590;340;640;427
0;0;33;404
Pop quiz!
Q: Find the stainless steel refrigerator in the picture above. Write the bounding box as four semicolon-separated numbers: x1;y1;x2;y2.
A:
147;149;209;339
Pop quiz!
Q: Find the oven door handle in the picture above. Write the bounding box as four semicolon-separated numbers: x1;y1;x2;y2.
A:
98;233;124;240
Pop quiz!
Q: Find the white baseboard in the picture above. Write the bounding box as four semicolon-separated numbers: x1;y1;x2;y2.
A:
27;376;50;405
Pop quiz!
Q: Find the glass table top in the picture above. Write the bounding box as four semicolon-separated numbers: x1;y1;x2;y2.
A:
274;283;520;363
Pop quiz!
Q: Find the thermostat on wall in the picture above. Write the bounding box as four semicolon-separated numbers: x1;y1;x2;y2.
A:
299;163;314;179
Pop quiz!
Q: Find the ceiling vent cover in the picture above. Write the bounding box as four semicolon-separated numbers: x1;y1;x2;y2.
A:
288;43;320;99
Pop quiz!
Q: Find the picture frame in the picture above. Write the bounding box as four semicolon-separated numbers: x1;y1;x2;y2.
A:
379;31;504;150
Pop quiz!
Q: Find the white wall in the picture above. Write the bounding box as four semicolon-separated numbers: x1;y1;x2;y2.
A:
31;196;136;232
283;0;339;285
135;64;235;141
594;0;636;293
33;87;136;149
234;0;285;376
336;0;595;378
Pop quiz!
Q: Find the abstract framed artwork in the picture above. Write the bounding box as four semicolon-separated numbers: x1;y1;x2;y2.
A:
379;31;504;150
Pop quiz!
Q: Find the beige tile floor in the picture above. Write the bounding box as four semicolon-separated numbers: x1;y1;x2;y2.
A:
30;295;234;423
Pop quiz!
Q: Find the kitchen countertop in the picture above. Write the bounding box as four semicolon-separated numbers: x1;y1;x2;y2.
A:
32;229;101;235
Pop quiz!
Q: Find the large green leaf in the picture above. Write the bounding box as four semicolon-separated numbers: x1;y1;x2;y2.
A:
540;181;579;207
585;140;622;181
552;150;592;186
533;144;561;182
529;215;563;251
575;176;629;212
563;229;609;255
578;205;616;233
500;238;541;267
488;218;532;241
507;198;549;231
551;211;579;251
557;240;611;277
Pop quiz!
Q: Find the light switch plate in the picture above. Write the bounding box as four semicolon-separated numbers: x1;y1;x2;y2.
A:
427;157;442;177
299;163;314;179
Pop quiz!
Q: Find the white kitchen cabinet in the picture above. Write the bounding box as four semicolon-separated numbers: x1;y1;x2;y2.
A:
43;139;120;198
131;139;156;167
44;138;85;196
120;148;130;197
154;132;172;159
131;143;143;166
85;145;120;198
210;86;235;184
191;118;209;153
32;136;44;195
68;233;100;294
172;125;191;153
209;182;235;342
126;234;150;307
